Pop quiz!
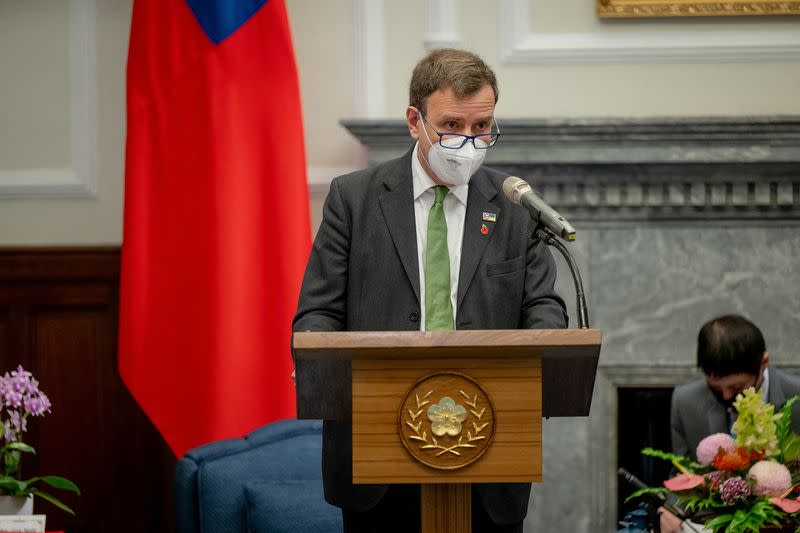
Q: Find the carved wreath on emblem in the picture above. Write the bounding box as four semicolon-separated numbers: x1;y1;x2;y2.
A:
405;390;490;456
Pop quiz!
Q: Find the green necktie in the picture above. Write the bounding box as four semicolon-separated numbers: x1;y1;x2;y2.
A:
425;185;454;331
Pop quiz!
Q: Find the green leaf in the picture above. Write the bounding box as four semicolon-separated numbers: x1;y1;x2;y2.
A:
699;500;789;533
641;448;702;471
4;442;35;454
777;396;799;438
674;492;725;513
3;451;20;476
30;490;75;516
704;513;734;533
623;486;669;503
727;509;749;533
782;432;800;463
0;477;27;495
24;476;80;494
641;448;689;463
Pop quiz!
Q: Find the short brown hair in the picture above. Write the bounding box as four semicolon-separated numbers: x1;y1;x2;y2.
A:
409;48;498;114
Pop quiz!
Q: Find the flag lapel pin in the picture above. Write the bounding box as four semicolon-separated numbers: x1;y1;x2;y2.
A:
482;212;497;222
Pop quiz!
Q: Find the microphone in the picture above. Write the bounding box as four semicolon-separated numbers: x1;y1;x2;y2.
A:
618;467;655;495
502;177;576;241
618;467;703;531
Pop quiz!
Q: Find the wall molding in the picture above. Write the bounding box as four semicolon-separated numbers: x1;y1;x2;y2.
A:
353;0;384;118
424;0;461;50
342;116;800;163
499;0;800;63
598;1;800;18
506;157;800;222
340;116;800;222
0;0;98;199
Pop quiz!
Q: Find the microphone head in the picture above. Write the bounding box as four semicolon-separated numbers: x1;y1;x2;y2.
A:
502;176;533;206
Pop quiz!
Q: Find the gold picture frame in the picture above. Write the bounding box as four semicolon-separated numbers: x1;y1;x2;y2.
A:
597;0;800;18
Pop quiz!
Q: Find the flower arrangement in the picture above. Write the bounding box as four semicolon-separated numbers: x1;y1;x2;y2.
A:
630;386;800;533
0;365;79;515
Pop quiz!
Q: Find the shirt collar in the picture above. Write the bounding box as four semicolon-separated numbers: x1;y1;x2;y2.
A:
411;142;468;206
761;367;770;403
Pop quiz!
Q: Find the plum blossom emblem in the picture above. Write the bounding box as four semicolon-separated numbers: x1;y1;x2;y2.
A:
399;372;495;469
427;397;467;437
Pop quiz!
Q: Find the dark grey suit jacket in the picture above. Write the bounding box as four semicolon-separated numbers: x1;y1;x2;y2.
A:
671;367;800;460
292;148;568;524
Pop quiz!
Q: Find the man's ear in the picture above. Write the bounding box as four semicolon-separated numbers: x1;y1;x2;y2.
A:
406;106;421;140
762;351;770;369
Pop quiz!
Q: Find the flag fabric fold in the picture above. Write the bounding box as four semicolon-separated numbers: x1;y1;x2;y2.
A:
120;0;311;457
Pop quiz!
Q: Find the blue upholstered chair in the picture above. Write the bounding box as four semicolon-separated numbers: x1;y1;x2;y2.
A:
174;418;342;533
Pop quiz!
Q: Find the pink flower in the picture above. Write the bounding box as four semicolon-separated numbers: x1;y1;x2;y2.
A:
696;433;735;466
704;470;728;490
769;496;800;514
664;473;705;491
719;476;751;505
747;460;792;497
0;365;51;443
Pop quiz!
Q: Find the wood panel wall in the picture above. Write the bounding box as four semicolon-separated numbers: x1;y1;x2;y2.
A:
0;248;174;533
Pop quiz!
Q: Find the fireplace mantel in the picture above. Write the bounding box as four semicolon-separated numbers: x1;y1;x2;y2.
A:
342;116;800;223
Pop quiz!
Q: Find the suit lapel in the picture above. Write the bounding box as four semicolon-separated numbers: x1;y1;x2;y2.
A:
378;150;420;303
767;368;786;406
706;399;729;436
696;383;730;435
457;170;501;308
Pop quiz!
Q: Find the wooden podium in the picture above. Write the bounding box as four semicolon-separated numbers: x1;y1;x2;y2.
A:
294;329;601;533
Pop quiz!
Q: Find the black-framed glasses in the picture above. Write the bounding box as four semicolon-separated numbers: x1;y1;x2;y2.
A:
421;114;500;150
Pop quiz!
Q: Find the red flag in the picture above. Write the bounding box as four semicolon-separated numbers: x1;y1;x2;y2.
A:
119;0;311;457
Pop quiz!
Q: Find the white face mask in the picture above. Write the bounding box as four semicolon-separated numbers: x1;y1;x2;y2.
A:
418;114;487;186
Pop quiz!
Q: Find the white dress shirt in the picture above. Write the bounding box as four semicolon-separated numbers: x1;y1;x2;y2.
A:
411;142;468;331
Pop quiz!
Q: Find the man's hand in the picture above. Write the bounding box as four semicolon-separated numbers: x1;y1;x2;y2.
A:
659;507;683;533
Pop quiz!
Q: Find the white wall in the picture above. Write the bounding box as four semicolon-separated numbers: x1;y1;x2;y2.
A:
0;0;798;243
0;0;129;245
384;0;800;120
287;0;363;171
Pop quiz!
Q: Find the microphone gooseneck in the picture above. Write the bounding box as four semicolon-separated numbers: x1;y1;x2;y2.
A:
525;221;590;329
504;176;589;328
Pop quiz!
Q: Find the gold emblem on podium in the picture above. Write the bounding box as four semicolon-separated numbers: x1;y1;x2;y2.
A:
398;372;495;470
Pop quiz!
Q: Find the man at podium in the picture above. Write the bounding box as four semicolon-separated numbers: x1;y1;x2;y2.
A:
293;48;568;533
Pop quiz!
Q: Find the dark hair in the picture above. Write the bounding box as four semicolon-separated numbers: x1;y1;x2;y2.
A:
697;315;766;377
409;48;498;115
